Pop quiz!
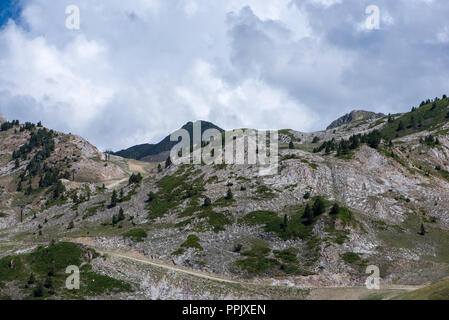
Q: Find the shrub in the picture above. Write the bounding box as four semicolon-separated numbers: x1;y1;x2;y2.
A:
123;228;148;242
341;252;361;264
181;235;203;251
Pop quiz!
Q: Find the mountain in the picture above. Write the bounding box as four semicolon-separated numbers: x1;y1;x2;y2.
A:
113;120;224;162
1;96;449;300
0;112;6;124
327;110;385;130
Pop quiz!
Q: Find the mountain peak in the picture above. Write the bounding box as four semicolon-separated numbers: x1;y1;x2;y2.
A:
326;110;385;130
114;120;224;161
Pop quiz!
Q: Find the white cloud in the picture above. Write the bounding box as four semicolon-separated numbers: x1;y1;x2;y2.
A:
175;60;317;130
0;22;115;128
0;0;448;151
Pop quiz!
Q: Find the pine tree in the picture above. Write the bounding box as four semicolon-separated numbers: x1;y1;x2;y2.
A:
312;197;325;217
225;188;233;200
303;204;314;225
27;273;35;285
119;188;124;202
111;190;118;207
165;156;172;168
157;164;162;173
397;121;405;131
419;223;426;236
147;192;156;202
281;214;288;232
118;208;125;221
203;197;211;207
289;141;294;149
330;203;340;215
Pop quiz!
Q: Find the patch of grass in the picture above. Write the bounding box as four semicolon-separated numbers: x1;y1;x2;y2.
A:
240;210;313;240
180;234;203;251
147;166;207;220
362;293;385;300
83;201;105;220
0;242;132;299
341;252;361;264
236;242;310;276
198;209;231;233
395;279;449;300
120;188;137;202
301;159;318;170
255;185;276;198
273;248;299;263
82;272;131;295
171;248;185;256
380;97;449;140
123;228;147;242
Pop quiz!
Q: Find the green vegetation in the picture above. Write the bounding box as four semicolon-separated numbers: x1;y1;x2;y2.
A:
128;172;143;185
83;202;105;220
381;96;449;140
198;209;231;233
255;185;276;198
236;241;310;276
172;234;203;255
146;166;206;220
396;279;449;300
314;130;382;156
123;228;147;242
301;159;318;170
0;242;131;299
112;208;125;226
420;134;440;147
240;209;312;240
341;252;361;264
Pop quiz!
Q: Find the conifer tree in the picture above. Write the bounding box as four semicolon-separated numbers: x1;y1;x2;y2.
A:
111;190;118;207
419;223;426;236
330;203;340;215
303;204;313;225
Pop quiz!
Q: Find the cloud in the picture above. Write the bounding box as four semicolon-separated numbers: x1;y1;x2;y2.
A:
0;0;448;150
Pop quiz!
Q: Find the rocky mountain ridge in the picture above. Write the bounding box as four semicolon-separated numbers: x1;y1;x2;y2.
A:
327;110;385;130
0;96;449;299
114;120;224;162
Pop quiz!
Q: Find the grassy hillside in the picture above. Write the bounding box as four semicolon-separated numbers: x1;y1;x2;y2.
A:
0;242;132;299
380;96;449;140
395;279;449;300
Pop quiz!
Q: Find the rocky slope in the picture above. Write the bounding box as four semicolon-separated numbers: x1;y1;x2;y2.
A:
327;110;385;130
0;97;449;299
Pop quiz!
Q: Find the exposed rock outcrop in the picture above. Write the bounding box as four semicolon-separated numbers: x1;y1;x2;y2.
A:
327;110;385;130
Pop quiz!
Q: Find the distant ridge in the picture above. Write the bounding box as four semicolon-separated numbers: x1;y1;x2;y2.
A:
0;112;6;124
113;120;224;162
327;110;385;130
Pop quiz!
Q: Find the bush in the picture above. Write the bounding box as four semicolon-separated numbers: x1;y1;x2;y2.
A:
181;235;203;251
123;228;147;242
341;252;361;264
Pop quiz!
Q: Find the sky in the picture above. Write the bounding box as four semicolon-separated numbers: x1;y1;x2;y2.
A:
0;0;448;151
